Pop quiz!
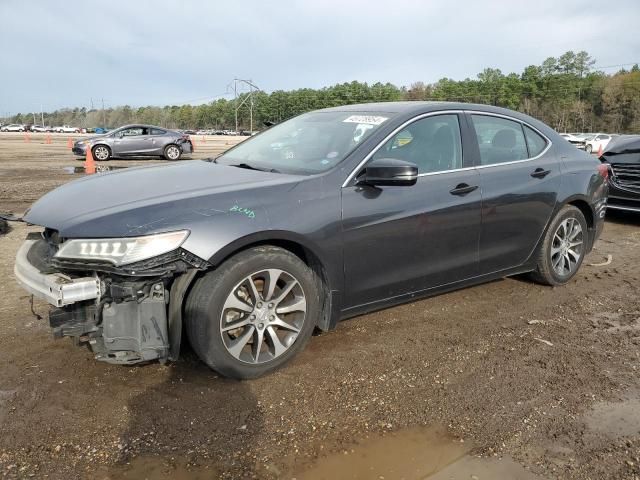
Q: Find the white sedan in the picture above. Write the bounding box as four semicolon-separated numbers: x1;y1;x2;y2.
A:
1;124;26;132
584;133;616;154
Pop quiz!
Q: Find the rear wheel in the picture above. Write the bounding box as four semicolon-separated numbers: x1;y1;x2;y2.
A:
585;144;593;154
92;145;111;161
185;246;320;379
530;205;587;286
163;144;181;161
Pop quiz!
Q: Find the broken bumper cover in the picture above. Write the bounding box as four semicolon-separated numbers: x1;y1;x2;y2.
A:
14;240;100;307
13;237;198;365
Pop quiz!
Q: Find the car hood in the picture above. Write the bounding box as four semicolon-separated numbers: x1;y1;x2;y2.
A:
24;160;302;238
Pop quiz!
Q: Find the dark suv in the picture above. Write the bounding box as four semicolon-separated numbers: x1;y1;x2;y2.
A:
14;102;608;379
600;135;640;213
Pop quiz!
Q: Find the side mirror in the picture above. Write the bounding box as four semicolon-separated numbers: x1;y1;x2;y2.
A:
357;158;418;187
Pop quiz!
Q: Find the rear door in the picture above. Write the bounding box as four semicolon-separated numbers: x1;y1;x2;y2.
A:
466;112;559;274
342;112;482;308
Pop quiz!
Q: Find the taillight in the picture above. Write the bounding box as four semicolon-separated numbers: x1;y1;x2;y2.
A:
597;163;609;180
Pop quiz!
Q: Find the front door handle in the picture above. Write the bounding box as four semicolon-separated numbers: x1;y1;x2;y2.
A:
531;168;551;179
449;183;478;196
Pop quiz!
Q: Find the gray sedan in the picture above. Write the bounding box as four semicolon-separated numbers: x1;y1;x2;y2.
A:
72;124;193;161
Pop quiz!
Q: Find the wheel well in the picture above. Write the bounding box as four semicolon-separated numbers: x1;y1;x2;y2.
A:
93;143;111;152
210;239;332;330
567;199;594;229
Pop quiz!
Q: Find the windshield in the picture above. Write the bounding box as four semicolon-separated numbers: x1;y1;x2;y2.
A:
216;111;393;174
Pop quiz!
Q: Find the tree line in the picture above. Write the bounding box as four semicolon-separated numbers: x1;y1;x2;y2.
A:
6;51;640;134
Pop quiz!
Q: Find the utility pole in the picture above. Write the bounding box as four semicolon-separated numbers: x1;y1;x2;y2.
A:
233;78;260;134
40;105;44;127
101;98;105;127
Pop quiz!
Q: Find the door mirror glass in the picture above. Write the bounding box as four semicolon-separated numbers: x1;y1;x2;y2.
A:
357;158;418;186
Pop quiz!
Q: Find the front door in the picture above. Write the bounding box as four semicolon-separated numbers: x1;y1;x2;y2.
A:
112;126;150;155
342;113;482;309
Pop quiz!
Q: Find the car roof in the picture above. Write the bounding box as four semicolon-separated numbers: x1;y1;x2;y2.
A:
317;101;554;134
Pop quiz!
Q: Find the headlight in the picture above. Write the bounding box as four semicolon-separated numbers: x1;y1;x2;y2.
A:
54;230;189;266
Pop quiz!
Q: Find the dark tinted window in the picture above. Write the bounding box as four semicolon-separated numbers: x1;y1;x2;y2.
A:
150;128;166;135
120;127;149;136
524;125;547;157
372;114;463;173
471;115;528;165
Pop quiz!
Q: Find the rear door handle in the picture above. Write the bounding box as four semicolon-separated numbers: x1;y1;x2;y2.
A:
449;183;478;196
531;168;551;179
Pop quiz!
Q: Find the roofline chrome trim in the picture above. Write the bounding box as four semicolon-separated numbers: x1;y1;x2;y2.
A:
341;110;464;187
342;109;554;187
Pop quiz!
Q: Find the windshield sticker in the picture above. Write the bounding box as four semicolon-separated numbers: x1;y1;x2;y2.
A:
342;115;388;125
229;205;256;219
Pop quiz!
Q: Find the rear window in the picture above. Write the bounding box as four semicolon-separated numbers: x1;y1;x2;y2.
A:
524;125;548;157
151;128;166;135
470;115;528;165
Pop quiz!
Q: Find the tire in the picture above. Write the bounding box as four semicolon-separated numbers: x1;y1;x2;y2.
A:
184;246;321;379
92;145;111;161
163;144;182;161
585;144;592;154
530;205;588;286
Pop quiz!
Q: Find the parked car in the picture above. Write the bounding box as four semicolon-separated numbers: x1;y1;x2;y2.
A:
31;125;54;133
54;125;80;133
71;124;193;160
94;127;110;134
584;133;616;154
600;135;640;212
13;102;607;379
1;124;25;132
560;133;587;149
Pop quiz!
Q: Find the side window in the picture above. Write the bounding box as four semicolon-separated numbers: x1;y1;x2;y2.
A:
150;128;166;135
122;127;145;136
471;115;528;165
372;114;463;173
523;125;548;157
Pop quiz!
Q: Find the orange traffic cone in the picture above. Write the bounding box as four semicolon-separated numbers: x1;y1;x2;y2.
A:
84;145;96;174
190;137;195;153
597;144;603;157
45;134;52;145
201;135;206;143
24;133;30;143
67;138;73;149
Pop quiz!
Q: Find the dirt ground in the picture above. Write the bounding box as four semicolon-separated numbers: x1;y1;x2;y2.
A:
1;132;640;479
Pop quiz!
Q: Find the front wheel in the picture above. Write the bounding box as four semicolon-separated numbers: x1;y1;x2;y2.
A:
163;144;182;161
530;205;588;286
585;144;593;154
92;145;111;161
184;246;321;379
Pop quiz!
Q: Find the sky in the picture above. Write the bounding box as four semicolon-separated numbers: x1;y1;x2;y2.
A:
0;0;639;115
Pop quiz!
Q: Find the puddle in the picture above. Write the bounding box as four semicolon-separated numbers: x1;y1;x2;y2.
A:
96;455;218;480
584;397;640;437
63;165;128;175
296;427;542;480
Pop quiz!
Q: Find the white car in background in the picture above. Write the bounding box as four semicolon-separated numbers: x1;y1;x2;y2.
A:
54;125;80;133
584;133;616;154
1;124;26;132
31;125;54;133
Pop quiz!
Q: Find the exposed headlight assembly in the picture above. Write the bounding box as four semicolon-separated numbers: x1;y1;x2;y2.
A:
54;230;189;266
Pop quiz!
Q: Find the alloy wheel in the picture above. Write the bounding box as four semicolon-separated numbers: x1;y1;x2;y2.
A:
166;146;180;160
219;269;307;364
94;146;109;160
550;217;584;277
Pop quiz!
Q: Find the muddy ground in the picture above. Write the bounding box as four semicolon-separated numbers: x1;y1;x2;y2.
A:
0;132;640;479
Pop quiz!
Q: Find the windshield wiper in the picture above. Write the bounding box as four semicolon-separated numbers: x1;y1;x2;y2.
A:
231;163;280;174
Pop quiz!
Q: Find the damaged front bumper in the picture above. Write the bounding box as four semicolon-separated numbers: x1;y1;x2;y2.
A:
14;234;205;365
